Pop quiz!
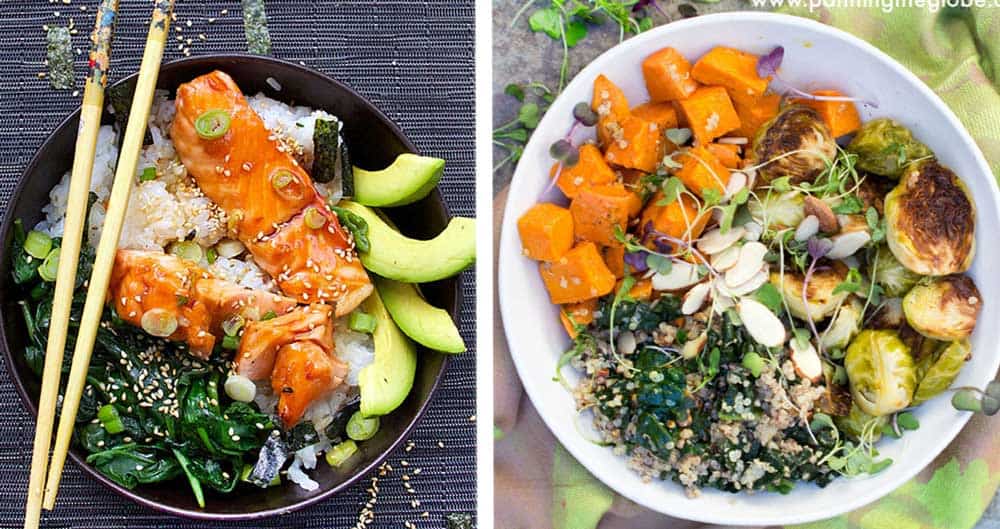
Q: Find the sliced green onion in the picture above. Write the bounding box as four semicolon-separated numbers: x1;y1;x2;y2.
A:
221;314;245;336
224;374;256;403
38;248;60;282
346;411;379;441
205;247;218;264
168;240;204;263
261;310;277;321
194;109;231;140
325;440;358;467
349;311;377;334
304;206;327;229
140;308;178;337
270;169;295;189
24;230;52;259
221;334;241;350
140;166;157;182
97;404;125;434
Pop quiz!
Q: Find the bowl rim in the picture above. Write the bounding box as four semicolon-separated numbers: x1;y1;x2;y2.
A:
0;53;456;521
499;11;999;525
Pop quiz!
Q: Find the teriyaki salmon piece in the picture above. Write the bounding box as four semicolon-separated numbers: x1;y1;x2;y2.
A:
109;249;297;358
171;70;372;315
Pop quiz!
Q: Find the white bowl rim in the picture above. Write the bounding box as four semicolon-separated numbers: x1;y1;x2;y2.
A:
498;11;1000;525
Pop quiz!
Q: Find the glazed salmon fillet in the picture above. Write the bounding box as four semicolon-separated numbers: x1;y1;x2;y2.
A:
171;70;372;315
237;303;346;427
110;250;298;358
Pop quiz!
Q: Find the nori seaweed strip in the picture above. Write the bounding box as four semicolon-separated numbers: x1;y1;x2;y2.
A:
242;0;272;55
312;117;354;195
106;81;152;145
46;27;75;90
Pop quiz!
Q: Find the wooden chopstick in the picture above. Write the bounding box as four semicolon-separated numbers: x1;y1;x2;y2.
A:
23;2;120;527
41;0;175;511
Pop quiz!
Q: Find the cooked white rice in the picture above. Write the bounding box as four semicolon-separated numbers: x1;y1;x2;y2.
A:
36;88;373;489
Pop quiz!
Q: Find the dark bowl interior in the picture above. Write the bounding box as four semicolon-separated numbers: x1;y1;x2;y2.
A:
0;55;455;520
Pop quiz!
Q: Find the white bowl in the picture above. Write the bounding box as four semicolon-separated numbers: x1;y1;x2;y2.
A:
498;12;1000;525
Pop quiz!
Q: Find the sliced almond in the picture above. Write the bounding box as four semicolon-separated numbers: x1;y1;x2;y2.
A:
794;215;819;242
682;282;712;315
698;226;746;255
737;298;786;347
651;261;701;291
712;293;735;314
725;172;747;200
804;195;839;233
727;266;769;296
790;338;823;382
682;332;708;359
616;330;637;356
710;245;741;271
825;230;871;260
743;221;763;242
725;241;767;287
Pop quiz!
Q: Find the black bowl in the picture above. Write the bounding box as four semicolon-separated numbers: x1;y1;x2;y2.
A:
0;55;455;520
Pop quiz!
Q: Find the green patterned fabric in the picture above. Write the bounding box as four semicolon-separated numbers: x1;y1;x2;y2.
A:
495;7;1000;529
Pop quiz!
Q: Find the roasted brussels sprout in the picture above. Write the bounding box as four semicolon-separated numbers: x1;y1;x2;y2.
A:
845;329;917;416
902;275;981;341
747;190;805;231
769;261;849;321
913;340;971;404
749;106;837;187
835;402;888;441
884;159;975;276
872;245;920;297
747;191;806;230
868;297;904;330
847;118;932;178
854;174;895;215
821;298;863;351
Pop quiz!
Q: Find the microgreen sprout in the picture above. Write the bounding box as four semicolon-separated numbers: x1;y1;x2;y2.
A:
757;46;879;108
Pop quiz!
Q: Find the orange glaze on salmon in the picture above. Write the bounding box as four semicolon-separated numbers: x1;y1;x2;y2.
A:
171;70;373;316
110;249;298;358
236;303;346;427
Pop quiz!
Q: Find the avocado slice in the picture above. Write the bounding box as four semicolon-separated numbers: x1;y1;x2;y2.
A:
353;153;445;207
376;276;465;354
339;201;475;283
357;288;417;417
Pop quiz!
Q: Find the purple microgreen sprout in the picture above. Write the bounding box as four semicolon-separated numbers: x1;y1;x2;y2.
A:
633;0;668;17
802;236;834;353
623;251;650;273
757;46;879;108
540;100;600;200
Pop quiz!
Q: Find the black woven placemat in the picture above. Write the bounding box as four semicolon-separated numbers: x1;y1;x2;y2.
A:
0;1;475;527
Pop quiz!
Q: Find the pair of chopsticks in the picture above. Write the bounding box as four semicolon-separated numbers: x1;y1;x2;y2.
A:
24;1;175;528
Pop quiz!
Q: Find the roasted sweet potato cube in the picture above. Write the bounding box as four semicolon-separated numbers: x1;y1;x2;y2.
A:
794;90;862;138
706;142;742;169
632;101;679;131
676;86;741;145
675;145;731;197
640;191;710;242
729;91;780;138
517;203;574;261
539;242;617;304
569;184;643;246
559;298;598;338
592;74;630;148
604;115;664;173
554;144;616;198
603;244;626;279
642;47;698;102
692;47;770;98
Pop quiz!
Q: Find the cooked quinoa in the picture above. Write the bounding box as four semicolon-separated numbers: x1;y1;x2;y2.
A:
568;295;840;496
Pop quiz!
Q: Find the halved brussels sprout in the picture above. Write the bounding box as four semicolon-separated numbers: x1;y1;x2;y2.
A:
867;297;904;330
747;190;805;231
854;174;895;215
835;402;888;441
902;275;981;341
769;261;849;321
872;245;920;297
845;329;916;416
884;159;975;276
821;298;863;351
913;340;971;404
749;106;837;187
846;118;932;178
